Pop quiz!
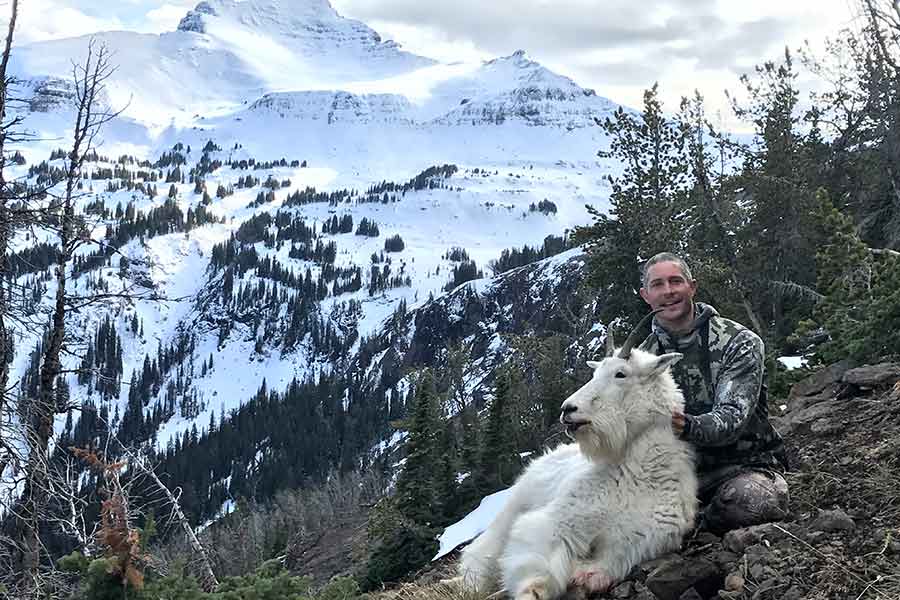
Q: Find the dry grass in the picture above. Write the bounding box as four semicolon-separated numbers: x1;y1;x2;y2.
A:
367;579;487;600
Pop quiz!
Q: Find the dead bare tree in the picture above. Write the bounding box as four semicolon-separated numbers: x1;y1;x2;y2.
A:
0;0;22;488
130;453;219;592
16;38;123;596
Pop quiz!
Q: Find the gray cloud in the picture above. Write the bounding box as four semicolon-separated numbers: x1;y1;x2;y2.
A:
333;0;804;92
336;0;726;54
668;16;792;72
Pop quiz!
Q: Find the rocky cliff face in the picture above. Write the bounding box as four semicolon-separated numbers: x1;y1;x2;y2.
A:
247;91;415;124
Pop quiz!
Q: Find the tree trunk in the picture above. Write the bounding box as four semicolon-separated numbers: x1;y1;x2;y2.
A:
139;460;219;592
0;0;19;479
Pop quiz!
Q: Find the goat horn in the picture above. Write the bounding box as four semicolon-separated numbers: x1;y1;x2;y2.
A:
618;308;663;359
605;325;615;357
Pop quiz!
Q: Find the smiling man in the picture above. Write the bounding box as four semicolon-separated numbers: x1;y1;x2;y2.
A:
636;252;788;534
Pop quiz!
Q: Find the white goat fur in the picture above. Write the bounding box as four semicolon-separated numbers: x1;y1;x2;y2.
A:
458;348;698;600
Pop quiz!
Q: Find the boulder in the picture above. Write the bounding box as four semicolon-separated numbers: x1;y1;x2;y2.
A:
786;387;837;413
789;359;855;399
842;363;900;388
779;399;844;433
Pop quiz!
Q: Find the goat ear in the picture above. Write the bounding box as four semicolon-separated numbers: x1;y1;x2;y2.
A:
652;352;683;374
586;360;602;371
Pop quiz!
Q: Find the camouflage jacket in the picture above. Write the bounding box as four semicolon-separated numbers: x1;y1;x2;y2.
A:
639;303;784;475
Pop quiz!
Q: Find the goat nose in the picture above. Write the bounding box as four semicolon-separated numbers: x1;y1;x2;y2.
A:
561;404;577;416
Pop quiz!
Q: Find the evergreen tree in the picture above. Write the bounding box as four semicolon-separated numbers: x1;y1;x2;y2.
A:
475;368;519;495
394;372;440;524
732;49;821;340
795;190;900;363
575;84;690;325
432;419;458;524
454;405;482;511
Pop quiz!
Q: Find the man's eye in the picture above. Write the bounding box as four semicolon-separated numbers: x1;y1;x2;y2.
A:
615;371;626;379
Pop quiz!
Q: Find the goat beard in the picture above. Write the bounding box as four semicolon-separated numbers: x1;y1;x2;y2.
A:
577;415;628;464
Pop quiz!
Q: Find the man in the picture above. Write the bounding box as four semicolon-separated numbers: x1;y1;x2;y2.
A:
636;252;788;534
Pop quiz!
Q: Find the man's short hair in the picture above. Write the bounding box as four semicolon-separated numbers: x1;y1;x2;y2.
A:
642;252;694;287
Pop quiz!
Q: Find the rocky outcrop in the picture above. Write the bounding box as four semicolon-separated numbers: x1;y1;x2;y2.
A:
23;76;74;112
841;362;900;388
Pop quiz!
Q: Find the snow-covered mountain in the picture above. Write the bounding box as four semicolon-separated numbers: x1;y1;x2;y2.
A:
12;0;430;130
3;0;622;514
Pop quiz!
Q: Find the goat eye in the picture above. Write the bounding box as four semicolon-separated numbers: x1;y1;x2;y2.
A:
614;371;626;379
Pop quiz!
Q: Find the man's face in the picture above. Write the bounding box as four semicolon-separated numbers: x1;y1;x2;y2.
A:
639;261;697;327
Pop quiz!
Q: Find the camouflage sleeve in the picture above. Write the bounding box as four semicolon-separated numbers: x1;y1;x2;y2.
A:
684;330;764;447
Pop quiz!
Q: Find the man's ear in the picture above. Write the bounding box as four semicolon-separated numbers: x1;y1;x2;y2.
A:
652;353;683;374
639;286;650;304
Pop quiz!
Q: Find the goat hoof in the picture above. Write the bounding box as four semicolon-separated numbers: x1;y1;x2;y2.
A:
571;569;614;594
516;576;551;600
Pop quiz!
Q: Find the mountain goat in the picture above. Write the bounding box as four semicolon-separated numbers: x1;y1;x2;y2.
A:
458;312;698;600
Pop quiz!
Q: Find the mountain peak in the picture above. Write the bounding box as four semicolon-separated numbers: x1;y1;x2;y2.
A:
177;1;218;33
177;0;348;34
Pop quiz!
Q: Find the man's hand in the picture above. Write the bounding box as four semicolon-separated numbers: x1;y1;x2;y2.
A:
672;411;686;437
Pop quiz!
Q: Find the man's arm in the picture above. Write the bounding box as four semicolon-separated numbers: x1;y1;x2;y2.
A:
681;330;765;447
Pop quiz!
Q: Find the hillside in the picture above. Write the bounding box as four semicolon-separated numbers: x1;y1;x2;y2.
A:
381;362;900;600
0;0;631;568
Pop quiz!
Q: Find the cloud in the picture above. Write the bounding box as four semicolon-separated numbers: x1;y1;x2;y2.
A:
8;0;127;45
331;0;852;126
2;0;195;45
142;2;197;33
332;0;727;55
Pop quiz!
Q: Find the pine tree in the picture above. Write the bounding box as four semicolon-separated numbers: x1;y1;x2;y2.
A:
796;190;900;363
432;419;458;524
535;335;571;432
454;404;482;511
475;368;519;495
732;49;822;340
575;84;690;325
394;372;440;524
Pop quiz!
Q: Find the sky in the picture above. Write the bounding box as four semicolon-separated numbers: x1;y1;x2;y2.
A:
7;0;860;122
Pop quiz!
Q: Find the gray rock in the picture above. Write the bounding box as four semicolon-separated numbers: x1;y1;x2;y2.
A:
780;399;844;432
789;359;855;398
708;550;741;571
677;587;703;600
723;572;745;592
787;387;838;413
810;416;844;435
842;363;900;388
722;522;790;553
645;557;722;600
810;508;856;532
